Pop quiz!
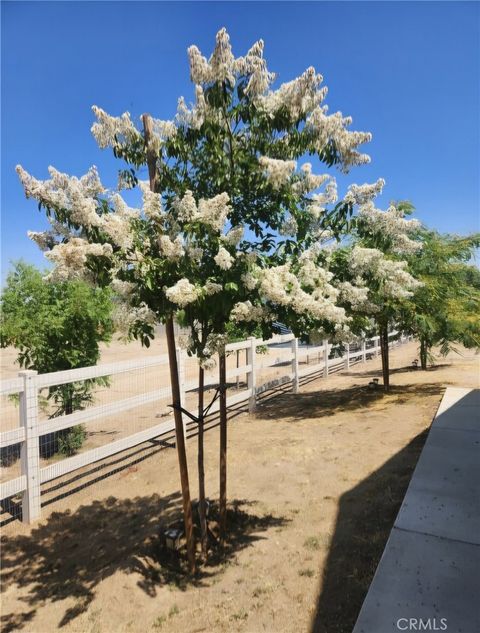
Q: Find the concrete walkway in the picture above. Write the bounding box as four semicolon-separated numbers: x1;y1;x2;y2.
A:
353;387;480;633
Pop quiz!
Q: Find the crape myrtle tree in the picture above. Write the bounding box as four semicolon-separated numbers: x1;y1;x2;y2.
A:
401;230;480;368
0;261;114;456
17;28;373;568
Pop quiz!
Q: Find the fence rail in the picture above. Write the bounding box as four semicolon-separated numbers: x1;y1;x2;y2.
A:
0;330;411;523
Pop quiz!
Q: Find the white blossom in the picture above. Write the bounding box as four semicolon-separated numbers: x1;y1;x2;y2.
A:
195;192;231;231
176;86;207;130
27;231;55;252
214;246;234;270
222;225;244;246
186;245;204;262
138;181;163;220
16;165;104;228
306;106;372;172
279;216;298;236
235;39;276;97
148;118;177;153
111;279;136;297
349;246;422;299
230;300;265;323
113;301;156;335
358;202;422;254
165;278;200;307
204;280;223;295
344;178;385;206
257;66;327;119
241;271;258;290
308;178;338;217
292;163;330;195
91;106;142;149
158;235;185;260
172;190;197;222
258;156;296;189
44;238;112;281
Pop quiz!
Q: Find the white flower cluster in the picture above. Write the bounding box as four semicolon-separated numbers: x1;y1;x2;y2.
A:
256;66;327;119
358;203;422;254
113;302;157;336
222;225;244;246
27;230;54;252
138;181;164;220
111;279;136;297
308;179;338;217
236;39;276;98
17;165;142;254
148;117;177;153
158;235;185;260
196;192;231;231
279;216;298;236
337;280;377;312
214;246;234;270
44;238;113;281
349;246;422;299
171;190;231;232
203;332;228;357
91;106;142;150
241;271;258;290
259;263;346;324
176;86;207;130
204;280;222;295
165;278;201;307
16;165;104;228
230;300;266;323
292;163;330;196
344;178;385;206
105;193;140;250
188;29;275;98
258;156;296;189
306;107;372;172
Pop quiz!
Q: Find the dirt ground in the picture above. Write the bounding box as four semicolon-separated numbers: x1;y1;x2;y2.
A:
1;342;479;633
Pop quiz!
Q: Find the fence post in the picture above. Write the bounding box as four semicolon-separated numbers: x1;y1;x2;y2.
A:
362;338;367;363
323;339;329;378
176;347;186;442
19;370;41;524
291;337;299;394
247;337;257;412
344;343;350;370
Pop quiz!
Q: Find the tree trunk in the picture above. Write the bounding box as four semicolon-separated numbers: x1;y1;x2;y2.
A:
197;365;208;558
379;325;390;392
165;319;196;572
219;352;227;544
142;113;195;573
420;338;428;370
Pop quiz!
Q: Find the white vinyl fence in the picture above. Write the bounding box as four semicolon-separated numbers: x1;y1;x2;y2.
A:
0;331;411;524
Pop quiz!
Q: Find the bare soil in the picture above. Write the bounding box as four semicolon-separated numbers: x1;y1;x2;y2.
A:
1;342;479;633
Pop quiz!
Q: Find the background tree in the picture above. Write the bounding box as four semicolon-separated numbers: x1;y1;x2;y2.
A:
401;230;480;369
1;261;114;456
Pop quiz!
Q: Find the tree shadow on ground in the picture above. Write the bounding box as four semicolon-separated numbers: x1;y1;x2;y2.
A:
310;430;429;633
358;363;451;378
1;495;287;632
255;383;446;423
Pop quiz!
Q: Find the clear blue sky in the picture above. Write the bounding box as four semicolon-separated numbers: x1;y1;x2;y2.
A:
2;1;479;280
